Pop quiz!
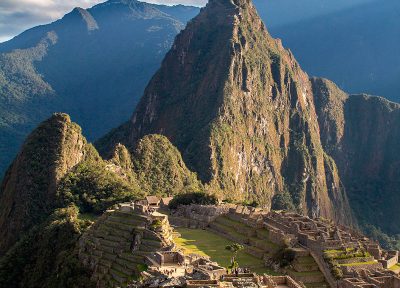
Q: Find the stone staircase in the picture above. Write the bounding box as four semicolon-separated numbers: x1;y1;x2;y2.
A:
286;249;329;288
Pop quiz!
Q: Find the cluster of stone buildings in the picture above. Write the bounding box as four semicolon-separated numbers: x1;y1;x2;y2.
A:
78;195;400;288
166;201;400;288
135;199;304;287
142;244;303;287
340;269;400;288
79;199;305;288
262;210;400;288
186;274;303;288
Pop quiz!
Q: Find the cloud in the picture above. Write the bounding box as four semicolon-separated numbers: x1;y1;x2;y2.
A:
0;0;207;43
0;0;106;42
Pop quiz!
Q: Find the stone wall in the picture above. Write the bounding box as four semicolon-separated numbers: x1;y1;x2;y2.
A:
262;275;304;288
379;251;399;269
170;204;234;228
308;247;339;288
339;274;400;288
186;280;219;288
336;257;375;265
340;262;383;274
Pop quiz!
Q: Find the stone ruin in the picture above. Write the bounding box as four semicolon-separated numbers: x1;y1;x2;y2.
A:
169;203;235;228
185;274;303;288
167;202;400;288
186;273;304;288
78;198;305;288
171;204;327;287
78;196;399;288
79;201;174;287
260;210;400;288
340;269;400;288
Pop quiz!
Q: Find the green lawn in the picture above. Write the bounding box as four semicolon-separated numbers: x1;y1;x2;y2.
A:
338;261;377;267
173;227;280;275
389;263;400;271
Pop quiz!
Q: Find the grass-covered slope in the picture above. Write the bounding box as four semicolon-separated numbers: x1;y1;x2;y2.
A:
174;227;274;274
57;145;143;215
0;113;139;255
0;114;202;287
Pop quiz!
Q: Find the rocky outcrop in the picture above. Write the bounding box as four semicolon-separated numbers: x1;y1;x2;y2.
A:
0;113;88;255
101;0;352;225
73;7;99;31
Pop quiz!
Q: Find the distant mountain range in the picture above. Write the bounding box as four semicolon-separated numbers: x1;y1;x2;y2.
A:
0;0;200;179
259;0;400;101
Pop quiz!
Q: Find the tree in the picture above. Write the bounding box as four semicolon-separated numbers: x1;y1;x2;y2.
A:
136;263;149;282
225;243;244;271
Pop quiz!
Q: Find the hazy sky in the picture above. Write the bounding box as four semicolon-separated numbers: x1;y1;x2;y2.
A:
0;0;206;43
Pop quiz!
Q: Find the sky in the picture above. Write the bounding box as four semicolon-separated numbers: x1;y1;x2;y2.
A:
0;0;206;43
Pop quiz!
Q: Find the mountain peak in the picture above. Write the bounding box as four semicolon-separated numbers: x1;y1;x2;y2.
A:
98;0;353;224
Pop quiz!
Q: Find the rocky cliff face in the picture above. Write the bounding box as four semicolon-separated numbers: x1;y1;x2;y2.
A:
102;0;352;224
0;113;88;255
313;78;400;235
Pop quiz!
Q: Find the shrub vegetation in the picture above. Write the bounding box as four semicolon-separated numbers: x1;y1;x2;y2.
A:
168;192;218;210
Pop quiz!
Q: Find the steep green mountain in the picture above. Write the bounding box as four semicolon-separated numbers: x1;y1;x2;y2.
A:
99;0;353;225
312;78;400;236
255;0;400;102
0;0;399;285
0;0;200;179
132;134;202;196
2;0;399;193
0;113;89;255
